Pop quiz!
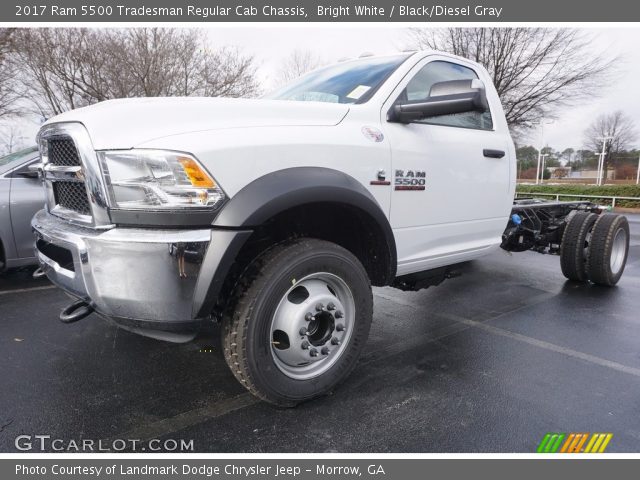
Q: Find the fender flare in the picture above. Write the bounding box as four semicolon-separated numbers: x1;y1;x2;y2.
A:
213;167;394;234
192;167;397;318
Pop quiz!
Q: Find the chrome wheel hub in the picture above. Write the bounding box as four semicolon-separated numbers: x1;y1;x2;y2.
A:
270;273;354;380
610;228;627;274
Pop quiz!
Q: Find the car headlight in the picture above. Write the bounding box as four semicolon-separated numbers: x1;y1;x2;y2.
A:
97;150;226;210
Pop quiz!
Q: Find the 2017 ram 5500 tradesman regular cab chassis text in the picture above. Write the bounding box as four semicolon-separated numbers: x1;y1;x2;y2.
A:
32;51;630;405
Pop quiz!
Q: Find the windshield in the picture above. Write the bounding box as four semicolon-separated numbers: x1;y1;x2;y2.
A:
266;54;411;104
0;146;38;168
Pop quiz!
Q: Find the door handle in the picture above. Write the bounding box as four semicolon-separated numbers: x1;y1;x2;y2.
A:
483;149;505;158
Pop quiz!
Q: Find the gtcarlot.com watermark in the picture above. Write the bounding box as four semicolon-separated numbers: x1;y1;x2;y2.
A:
15;435;194;452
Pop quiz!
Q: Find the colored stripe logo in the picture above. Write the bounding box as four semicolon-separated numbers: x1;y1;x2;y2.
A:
537;433;612;453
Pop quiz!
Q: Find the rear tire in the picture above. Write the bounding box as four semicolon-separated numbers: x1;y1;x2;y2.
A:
586;214;630;286
222;238;373;406
560;212;598;282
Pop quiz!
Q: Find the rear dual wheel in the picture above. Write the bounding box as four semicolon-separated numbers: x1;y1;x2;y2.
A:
560;212;629;286
560;212;598;282
586;214;630;286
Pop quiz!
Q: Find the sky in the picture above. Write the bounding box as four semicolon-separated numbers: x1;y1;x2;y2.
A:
205;26;640;152
3;26;639;155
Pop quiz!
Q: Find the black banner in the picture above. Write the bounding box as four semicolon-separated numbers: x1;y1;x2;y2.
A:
4;459;640;480
5;0;640;22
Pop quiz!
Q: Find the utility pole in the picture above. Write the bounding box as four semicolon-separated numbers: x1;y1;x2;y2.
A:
534;119;553;185
539;154;549;183
636;155;640;185
597;135;612;186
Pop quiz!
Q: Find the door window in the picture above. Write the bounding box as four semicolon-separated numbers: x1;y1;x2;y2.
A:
399;60;493;130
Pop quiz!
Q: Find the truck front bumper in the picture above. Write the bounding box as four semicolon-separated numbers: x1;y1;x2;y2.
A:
31;210;250;342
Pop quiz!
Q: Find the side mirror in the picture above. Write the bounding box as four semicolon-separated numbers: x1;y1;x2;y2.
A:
17;162;43;179
388;79;489;124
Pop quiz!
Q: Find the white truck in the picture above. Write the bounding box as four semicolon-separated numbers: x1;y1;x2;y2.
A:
31;51;630;406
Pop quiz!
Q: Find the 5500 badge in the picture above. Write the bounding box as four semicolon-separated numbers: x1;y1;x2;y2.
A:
395;169;426;191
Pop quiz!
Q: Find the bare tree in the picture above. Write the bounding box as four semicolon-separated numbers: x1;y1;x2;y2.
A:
0;124;27;155
275;49;323;87
408;28;615;134
9;28;260;118
0;28;20;119
200;46;262;97
583;111;637;180
10;29;94;115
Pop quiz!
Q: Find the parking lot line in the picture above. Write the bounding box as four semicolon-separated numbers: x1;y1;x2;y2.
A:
107;290;553;443
109;393;258;445
0;285;56;296
106;320;472;446
19;286;636;450
375;289;554;317
103;292;553;445
363;323;471;365
442;313;640;379
376;291;640;380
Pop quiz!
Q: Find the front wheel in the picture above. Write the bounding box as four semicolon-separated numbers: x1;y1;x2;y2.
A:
222;238;373;406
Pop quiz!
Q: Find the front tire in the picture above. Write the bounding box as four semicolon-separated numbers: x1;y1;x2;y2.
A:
222;238;373;406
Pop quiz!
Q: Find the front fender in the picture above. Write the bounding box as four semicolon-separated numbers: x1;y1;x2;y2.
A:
192;167;396;318
213;167;391;230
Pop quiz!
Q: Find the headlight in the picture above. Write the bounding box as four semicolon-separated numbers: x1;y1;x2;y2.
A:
97;150;226;210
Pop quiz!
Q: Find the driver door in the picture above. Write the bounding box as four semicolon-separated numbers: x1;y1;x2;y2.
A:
382;56;512;275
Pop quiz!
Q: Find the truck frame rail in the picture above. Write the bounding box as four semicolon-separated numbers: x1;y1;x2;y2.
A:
503;198;600;254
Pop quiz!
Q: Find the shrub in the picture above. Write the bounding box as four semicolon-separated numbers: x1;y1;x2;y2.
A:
516;184;640;208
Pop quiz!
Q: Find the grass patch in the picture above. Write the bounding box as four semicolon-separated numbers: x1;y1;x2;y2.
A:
516;184;640;208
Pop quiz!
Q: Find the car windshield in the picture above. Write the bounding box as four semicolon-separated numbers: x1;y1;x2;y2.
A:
0;146;38;168
265;54;411;104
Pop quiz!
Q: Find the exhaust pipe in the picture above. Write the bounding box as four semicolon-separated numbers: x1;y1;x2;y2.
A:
60;300;94;324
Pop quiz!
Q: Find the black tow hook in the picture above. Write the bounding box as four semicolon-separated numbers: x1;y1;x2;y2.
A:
60;300;94;324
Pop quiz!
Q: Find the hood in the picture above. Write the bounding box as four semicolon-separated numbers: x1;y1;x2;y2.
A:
44;97;350;150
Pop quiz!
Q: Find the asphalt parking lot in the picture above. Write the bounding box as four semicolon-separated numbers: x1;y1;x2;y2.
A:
1;214;639;453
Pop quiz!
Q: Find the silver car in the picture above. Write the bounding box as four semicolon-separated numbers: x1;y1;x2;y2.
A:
0;146;45;271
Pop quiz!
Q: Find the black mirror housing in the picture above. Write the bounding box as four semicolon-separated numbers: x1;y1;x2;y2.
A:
15;162;43;179
388;79;489;124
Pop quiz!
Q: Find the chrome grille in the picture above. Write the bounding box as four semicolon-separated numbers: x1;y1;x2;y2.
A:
44;134;92;218
53;181;91;215
48;137;81;166
40;123;111;227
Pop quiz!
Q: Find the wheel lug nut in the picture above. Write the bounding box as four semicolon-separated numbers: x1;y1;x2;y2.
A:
305;312;314;322
336;324;345;332
335;310;344;319
321;347;330;355
315;303;325;312
327;302;336;311
309;348;318;357
299;327;308;336
301;341;310;350
331;337;340;345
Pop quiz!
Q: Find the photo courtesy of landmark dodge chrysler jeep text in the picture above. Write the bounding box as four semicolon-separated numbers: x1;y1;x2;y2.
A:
31;51;630;405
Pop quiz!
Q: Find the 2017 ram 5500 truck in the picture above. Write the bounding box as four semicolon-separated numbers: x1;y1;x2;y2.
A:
31;51;630;405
